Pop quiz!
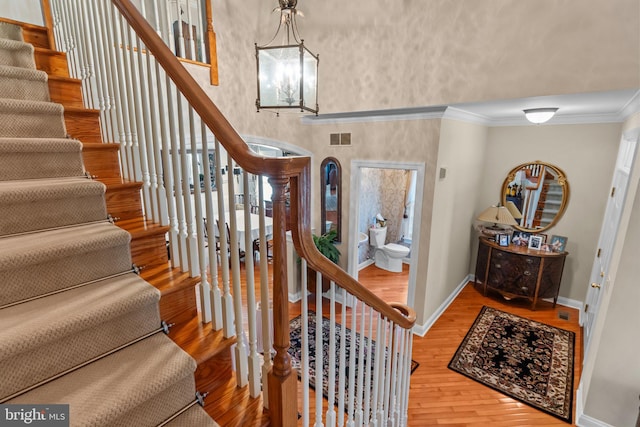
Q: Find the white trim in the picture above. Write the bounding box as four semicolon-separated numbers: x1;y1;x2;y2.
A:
288;291;302;303
348;160;426;311
619;89;640;119
442;107;491;125
555;296;584;325
358;259;374;271
577;414;615;427
241;134;314;157
412;275;472;337
301;106;447;125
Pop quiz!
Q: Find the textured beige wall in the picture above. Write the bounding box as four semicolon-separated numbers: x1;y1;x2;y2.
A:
203;0;639;117
425;119;488;323
0;0;43;26
584;181;640;426
477;123;622;302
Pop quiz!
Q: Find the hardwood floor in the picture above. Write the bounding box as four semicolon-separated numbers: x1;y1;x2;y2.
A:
186;261;582;426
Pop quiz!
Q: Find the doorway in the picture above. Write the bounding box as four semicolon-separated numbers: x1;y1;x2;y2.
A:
348;160;426;307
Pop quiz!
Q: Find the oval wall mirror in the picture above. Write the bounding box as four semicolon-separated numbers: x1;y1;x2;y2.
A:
501;161;569;233
320;157;341;242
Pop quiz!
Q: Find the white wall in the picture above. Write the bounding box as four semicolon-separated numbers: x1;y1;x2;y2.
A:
0;0;43;26
476;123;622;302
424;119;488;323
583;180;640;426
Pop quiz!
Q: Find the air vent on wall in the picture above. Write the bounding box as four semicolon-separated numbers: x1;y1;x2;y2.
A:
329;133;351;146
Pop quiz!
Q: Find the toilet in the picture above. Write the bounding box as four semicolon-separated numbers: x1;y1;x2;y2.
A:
369;226;410;273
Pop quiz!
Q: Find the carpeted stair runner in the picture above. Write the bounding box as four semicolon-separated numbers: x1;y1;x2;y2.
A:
0;22;24;41
0;98;66;138
0;38;35;68
0;177;107;235
0;65;49;101
10;333;197;426
0;222;133;306
0;273;160;398
0;20;218;426
0;138;84;180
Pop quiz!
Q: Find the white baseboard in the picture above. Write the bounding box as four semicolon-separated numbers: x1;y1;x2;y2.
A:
358;259;374;271
288;291;302;303
412;274;473;337
556;296;584;325
577;414;615;427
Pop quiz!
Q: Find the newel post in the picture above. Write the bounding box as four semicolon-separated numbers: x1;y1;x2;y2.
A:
267;176;297;426
204;0;219;86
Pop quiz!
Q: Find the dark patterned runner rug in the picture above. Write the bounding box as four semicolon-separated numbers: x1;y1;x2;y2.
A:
288;313;419;407
448;306;575;423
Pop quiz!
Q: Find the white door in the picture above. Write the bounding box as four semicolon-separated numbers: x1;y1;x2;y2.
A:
583;134;638;354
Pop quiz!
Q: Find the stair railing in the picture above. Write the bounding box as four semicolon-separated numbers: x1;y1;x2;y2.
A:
47;0;416;424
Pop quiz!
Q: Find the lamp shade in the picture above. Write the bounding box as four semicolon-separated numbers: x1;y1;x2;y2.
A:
523;108;558;124
477;205;518;226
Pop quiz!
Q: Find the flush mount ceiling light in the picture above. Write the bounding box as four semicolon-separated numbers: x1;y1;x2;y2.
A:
255;0;319;115
523;108;559;124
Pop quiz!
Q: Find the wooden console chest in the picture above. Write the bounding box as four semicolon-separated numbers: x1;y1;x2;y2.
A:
475;237;567;310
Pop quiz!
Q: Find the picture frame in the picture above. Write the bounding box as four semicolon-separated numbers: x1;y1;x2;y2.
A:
528;235;543;250
549;235;568;252
511;231;531;247
537;233;548;244
498;233;510;247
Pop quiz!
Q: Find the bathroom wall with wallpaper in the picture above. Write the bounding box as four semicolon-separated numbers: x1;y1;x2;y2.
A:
358;167;409;264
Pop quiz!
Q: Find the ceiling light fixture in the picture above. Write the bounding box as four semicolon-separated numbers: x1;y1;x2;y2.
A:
255;0;319;115
523;108;559;124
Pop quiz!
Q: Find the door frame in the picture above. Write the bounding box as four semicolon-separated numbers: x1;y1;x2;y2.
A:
582;129;639;356
348;160;426;308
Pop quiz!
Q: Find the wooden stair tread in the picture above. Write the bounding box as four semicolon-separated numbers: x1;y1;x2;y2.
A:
83;142;120;150
64;106;100;114
116;217;170;238
196;351;270;427
48;74;81;84
169;316;236;365
99;177;142;188
140;264;199;296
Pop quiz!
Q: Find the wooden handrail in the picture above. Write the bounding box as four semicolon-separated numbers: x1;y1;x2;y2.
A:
111;0;416;329
111;0;415;330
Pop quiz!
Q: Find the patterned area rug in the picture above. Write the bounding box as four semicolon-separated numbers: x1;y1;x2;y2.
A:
448;306;575;423
288;313;418;406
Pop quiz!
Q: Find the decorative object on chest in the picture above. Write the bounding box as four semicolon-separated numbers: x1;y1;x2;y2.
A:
475;236;568;310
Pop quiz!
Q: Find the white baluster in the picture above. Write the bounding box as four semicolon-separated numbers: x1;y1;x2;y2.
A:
90;0;117;143
314;270;324;427
388;323;400;427
259;177;273;409
382;320;393;423
300;258;309;422
201;123;222;330
188;106;210;322
215;141;234;338
346;299;358;426
354;303;367;426
194;0;207;62
176;94;198;275
174;0;186;58
184;0;197;60
372;314;386;427
167;84;188;270
227;157;247;386
337;292;347;426
325;281;336;427
363;306;374;425
242;172;261;397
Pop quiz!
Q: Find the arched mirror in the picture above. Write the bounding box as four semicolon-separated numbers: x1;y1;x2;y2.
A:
501;161;569;233
321;157;341;242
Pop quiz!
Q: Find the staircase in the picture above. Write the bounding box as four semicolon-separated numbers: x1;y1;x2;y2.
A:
0;18;219;426
3;1;418;425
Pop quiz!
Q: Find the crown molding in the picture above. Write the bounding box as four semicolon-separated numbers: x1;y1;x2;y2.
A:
300;106;447;125
441;107;491;125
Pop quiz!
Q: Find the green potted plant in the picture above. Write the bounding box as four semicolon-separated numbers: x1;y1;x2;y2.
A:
308;229;340;293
